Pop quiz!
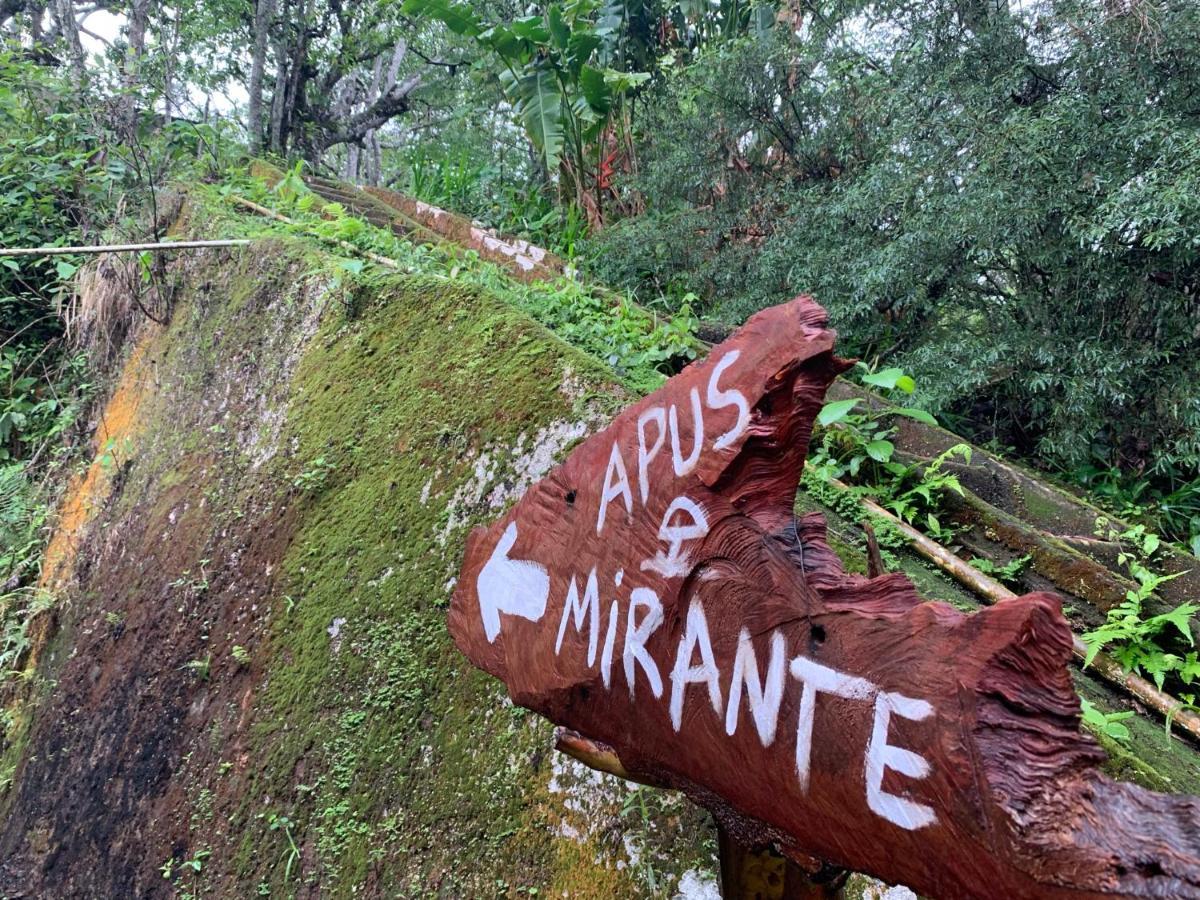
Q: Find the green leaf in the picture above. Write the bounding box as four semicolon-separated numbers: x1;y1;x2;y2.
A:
0;258;18;271
511;15;551;44
861;367;907;390
817;398;860;427
1105;719;1131;741
1082;638;1101;669
480;25;523;62
927;512;940;533
579;65;612;116
516;69;564;173
1158;603;1198;645
566;32;601;78
547;5;570;49
865;439;894;462
891;407;937;426
402;0;483;37
602;69;650;94
55;259;77;280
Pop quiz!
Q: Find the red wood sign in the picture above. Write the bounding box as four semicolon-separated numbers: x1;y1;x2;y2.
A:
449;297;1200;899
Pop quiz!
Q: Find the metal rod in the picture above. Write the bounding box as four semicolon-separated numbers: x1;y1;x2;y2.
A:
0;239;253;257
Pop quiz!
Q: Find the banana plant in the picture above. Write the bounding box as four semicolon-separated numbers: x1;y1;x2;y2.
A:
403;0;648;213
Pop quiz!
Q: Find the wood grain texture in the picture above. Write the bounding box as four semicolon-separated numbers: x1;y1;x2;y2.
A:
449;296;1200;899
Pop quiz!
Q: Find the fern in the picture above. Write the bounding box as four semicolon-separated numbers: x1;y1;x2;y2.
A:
0;463;29;536
0;464;36;581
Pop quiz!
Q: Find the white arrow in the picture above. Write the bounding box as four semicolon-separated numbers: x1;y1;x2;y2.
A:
477;522;550;643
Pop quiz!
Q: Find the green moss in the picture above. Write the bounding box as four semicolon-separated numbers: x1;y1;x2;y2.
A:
1075;673;1200;794
238;273;687;895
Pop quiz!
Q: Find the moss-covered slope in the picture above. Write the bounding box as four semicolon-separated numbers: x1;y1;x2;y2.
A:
0;236;716;897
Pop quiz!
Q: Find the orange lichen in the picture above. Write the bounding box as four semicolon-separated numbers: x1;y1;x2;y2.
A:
39;325;161;591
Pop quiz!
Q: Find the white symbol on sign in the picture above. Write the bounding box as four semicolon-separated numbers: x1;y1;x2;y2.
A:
640;496;709;579
477;522;550;643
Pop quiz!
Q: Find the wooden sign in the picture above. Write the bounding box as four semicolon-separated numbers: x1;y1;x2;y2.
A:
449;297;1200;899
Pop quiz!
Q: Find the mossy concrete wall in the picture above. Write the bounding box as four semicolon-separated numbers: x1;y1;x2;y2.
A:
0;238;719;897
6;212;1189;899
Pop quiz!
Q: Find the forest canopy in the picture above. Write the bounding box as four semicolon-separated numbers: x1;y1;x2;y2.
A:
2;0;1199;550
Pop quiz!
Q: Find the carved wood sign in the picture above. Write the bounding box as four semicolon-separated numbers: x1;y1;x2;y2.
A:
449;297;1200;899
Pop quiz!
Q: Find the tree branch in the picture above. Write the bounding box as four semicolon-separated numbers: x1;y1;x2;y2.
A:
315;72;420;150
407;44;467;73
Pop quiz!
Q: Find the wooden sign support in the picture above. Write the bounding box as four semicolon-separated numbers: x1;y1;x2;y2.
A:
555;728;844;898
450;297;1200;898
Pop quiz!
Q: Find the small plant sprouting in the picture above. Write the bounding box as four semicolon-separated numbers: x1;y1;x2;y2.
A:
293;456;336;493
231;645;250;667
169;559;211;595
1082;518;1198;708
1079;697;1135;745
810;365;968;538
267;812;302;883
968;554;1032;587
183;656;211;681
162;848;210;900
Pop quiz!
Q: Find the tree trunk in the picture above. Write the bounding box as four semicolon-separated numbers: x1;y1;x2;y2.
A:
366;131;381;186
119;0;151;133
161;2;184;120
267;0;290;154
361;54;386;186
248;0;275;154
53;0;85;86
282;0;311;157
29;1;45;44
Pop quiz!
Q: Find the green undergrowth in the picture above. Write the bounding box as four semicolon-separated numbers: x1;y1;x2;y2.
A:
193;177;700;396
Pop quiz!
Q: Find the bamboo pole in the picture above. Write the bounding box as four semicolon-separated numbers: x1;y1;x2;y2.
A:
230;195;410;272
833;480;1200;745
0;239;252;256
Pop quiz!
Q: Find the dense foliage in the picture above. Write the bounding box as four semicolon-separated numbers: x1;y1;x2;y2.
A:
0;38;235;588
591;1;1200;517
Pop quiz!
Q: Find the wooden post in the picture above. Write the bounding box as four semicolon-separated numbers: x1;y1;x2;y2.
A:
556;730;848;899
718;827;847;900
